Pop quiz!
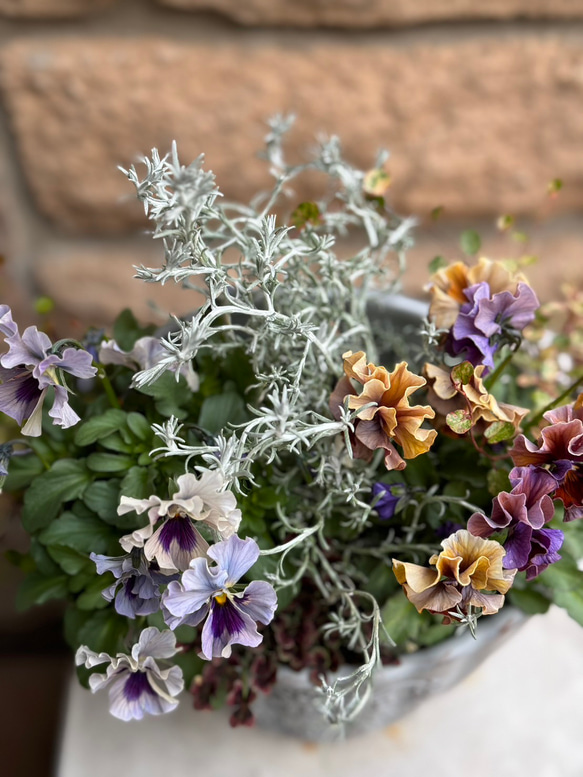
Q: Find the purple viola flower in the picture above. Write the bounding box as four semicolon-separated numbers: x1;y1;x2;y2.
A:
372;482;405;520
504;524;564;580
162;535;277;660
0;306;96;436
90;551;169;619
449;281;539;370
75;627;184;721
118;470;241;573
468;466;556;538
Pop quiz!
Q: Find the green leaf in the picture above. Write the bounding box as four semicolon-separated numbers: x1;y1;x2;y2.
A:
112;308;155;351
542;560;583;625
428;255;447;274
47;545;92;576
173;651;205;690
446;408;473;435
198;392;247;434
290;201;322;230
39;511;114;554
484;421;516;444
2;453;45;492
98;433;134;454
86;453;134;473
120;466;156;500
137;372;191;418
30;537;61;576
74;409;128;447
508;588;551;615
76;577;111;611
77;608;128;655
451;361;474;386
487;467;511;497
22;459;92;532
381;592;422;645
83;480;120;521
63;604;93;649
15;572;68;611
460;229;481;256
126;412;152;442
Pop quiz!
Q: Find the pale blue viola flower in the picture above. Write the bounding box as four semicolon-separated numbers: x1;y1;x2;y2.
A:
0;306;97;436
90;551;168;619
118;470;241;573
75;627;184;721
162;535;277;660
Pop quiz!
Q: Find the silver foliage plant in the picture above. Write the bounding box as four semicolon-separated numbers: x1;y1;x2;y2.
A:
120;115;417;724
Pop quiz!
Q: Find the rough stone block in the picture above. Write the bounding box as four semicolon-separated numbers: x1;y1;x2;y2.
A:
0;0;114;18
156;0;583;27
3;36;583;233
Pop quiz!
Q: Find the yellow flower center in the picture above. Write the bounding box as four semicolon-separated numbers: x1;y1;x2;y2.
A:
214;592;227;605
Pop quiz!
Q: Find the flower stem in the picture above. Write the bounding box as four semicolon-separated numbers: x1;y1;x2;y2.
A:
98;368;121;410
527;374;583;429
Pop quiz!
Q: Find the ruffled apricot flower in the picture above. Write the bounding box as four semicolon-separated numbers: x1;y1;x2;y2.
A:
331;351;437;471
393;530;516;618
427;257;529;330
424;362;528;439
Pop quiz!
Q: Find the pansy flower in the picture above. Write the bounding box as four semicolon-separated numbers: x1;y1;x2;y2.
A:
0;305;97;436
371;482;405;520
75;627;184;721
118;470;242;573
90;551;169;618
510;394;583;521
393;530;516;617
331;351;437;471
427;258;529;330
162;535;277;660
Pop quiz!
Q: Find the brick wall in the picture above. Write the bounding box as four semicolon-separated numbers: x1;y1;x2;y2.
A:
1;0;583;331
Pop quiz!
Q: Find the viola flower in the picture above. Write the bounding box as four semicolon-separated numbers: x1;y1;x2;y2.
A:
331;352;437;471
118;470;242;573
468;466;556;538
0;306;97;436
75;627;184;721
90;551;169;618
503;524;564;580
427;257;530;330
393;530;516;617
99;336;199;391
449;280;539;370
509;394;583;521
162;535;277;660
424;362;528;438
371;482;405;520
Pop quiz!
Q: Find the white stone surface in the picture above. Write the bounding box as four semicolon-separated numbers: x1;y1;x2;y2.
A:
58;606;583;777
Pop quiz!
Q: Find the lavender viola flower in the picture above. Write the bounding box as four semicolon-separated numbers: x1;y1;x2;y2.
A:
162;535;277;660
90;551;168;619
99;336;199;390
504;524;564;581
371;482;405;520
449;281;539;370
75;627;184;721
118;470;242;573
0;305;97;436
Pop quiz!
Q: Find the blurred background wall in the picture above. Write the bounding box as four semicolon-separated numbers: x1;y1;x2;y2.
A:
1;3;583;775
0;0;583;334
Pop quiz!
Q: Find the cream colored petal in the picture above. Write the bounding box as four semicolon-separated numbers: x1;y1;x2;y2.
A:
392;559;440;592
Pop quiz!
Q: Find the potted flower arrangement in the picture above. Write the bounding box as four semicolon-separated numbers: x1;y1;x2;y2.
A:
2;117;583;737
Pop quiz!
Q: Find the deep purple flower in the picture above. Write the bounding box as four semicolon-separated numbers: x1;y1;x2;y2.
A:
0;306;96;436
162;535;277;660
75;627;184;721
449;281;539;370
468;466;556;538
372;482;405;520
504;524;564;580
91;551;168;619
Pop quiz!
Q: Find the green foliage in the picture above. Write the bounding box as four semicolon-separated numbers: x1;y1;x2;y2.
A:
22;460;92;532
39;511;115;554
460;229;481;256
